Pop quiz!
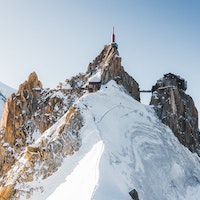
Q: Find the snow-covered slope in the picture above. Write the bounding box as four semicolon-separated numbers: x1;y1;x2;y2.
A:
21;81;200;200
0;81;16;117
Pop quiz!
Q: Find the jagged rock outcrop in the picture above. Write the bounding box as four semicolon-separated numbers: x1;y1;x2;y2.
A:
129;189;139;200
87;44;140;101
0;72;85;178
0;106;83;200
0;72;87;146
150;73;199;154
1;72;43;146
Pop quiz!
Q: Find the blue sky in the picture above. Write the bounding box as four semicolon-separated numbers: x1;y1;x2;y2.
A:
0;0;199;108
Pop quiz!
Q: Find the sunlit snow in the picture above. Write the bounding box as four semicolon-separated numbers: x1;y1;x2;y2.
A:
25;81;200;200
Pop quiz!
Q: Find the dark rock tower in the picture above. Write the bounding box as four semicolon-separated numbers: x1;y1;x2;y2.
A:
150;73;199;154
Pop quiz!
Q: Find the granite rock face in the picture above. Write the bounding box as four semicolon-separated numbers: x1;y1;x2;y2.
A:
87;44;140;101
1;72;43;147
150;73;199;154
0;106;83;200
0;72;85;177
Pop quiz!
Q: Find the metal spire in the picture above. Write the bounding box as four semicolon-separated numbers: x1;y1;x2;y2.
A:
112;26;115;43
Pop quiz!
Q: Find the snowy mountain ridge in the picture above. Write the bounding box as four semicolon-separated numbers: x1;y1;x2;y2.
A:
0;42;199;200
4;80;200;200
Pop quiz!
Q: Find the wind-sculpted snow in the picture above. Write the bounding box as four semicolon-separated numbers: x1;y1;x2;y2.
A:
46;141;104;200
19;81;200;200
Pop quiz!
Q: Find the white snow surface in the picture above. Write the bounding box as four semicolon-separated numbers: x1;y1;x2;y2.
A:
88;70;101;83
0;81;16;118
26;81;200;200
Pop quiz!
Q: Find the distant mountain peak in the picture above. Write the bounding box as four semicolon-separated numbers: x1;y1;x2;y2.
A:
0;81;16;118
0;91;6;102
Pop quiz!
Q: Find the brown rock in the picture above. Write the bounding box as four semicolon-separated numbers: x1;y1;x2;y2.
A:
87;45;140;101
0;72;43;147
0;106;83;199
0;185;15;200
150;73;199;154
0;69;88;182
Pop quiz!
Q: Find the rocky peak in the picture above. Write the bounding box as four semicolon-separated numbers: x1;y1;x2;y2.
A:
1;72;43;146
0;71;83;177
17;72;43;104
87;44;140;101
19;71;43;91
0;70;85;148
150;73;199;154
